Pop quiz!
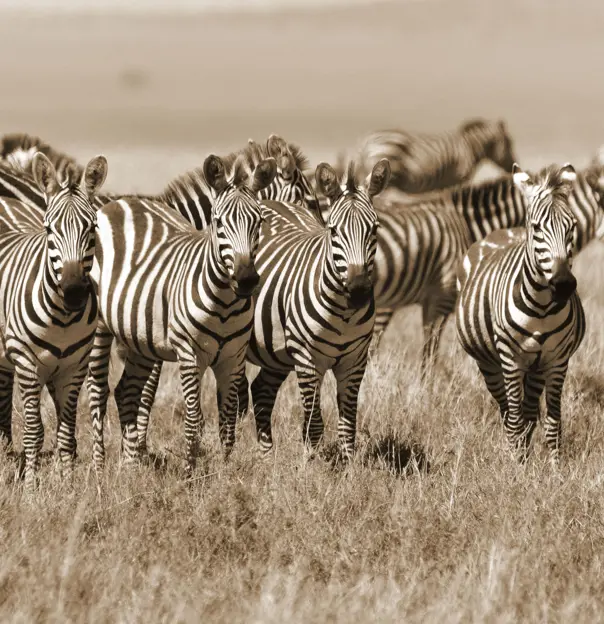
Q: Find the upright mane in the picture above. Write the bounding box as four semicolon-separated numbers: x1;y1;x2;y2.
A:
223;136;310;176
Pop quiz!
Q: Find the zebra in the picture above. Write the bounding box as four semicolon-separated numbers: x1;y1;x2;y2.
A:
356;118;516;196
0;132;83;183
238;158;390;460
455;163;585;464
129;134;321;456
370;166;604;375
0;151;107;487
86;154;277;474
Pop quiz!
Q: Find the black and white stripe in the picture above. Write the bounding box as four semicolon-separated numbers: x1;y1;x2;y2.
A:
455;164;585;463
0;152;107;487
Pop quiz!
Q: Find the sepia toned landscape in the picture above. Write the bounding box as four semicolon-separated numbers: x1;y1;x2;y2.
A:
1;1;604;622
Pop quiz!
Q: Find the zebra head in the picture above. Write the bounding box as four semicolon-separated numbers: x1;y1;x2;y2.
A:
204;153;277;298
513;162;578;303
32;151;108;312
316;158;390;309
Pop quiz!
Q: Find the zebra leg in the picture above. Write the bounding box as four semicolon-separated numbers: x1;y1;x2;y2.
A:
0;369;14;451
520;373;545;461
502;368;529;462
113;353;156;467
87;324;114;470
420;298;453;380
370;308;394;355
333;349;370;461
477;364;509;421
135;360;163;456
251;367;288;455
294;365;325;452
16;370;44;489
543;364;569;466
213;361;246;458
236;373;250;421
51;368;88;478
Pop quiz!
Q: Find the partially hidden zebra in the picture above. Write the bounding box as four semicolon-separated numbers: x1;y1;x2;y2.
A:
0;132;83;183
238;159;390;460
356;118;516;196
371;167;604;375
86;154;277;474
0;152;107;487
128;134;321;456
455;163;585;463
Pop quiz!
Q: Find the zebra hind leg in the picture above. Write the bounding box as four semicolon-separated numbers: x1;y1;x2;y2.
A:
420;298;453;383
369;308;394;358
236;373;250;421
250;368;289;456
113;353;157;469
0;369;14;452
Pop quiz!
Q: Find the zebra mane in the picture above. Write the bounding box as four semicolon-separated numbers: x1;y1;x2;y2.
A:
223;137;310;176
160;167;214;214
533;165;576;197
459;118;489;134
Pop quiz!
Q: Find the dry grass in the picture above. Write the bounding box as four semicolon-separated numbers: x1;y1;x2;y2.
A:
1;241;603;623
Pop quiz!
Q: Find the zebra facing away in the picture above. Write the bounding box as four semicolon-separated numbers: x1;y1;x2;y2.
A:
239;159;390;461
371;165;604;373
0;152;108;487
87;154;277;474
455;164;585;463
356;118;516;196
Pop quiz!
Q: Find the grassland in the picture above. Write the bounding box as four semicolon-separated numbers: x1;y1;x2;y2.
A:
2;1;604;622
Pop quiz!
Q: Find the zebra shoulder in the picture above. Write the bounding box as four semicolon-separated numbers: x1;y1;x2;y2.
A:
0;196;44;235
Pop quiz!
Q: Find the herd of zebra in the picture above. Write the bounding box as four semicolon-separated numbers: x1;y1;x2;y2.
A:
0;117;600;489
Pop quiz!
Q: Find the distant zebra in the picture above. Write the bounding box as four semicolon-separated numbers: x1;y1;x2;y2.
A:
357;118;516;196
0;152;107;487
130;135;321;455
455;164;585;463
0;132;83;183
371;167;604;374
239;159;390;460
86;154;277;473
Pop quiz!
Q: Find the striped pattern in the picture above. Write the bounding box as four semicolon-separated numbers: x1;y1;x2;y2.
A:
0;152;107;487
240;159;390;460
372;168;604;373
356;118;516;196
455;164;585;463
86;154;277;473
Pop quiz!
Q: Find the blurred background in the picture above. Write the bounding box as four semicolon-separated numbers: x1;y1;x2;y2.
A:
0;0;602;191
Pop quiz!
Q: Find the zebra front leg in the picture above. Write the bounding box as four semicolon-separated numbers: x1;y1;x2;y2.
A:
0;369;14;452
294;365;325;454
420;298;453;381
135;360;163;455
543;364;569;466
214;361;246;458
51;368;88;479
176;351;203;478
369;308;394;356
87;325;114;471
251;367;288;455
333;348;370;462
520;373;545;461
502;367;530;462
16;370;44;489
113;353;156;467
236;373;250;421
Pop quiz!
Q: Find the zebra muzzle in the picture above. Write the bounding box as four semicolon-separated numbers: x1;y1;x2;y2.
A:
61;263;91;311
548;263;577;303
231;261;260;298
345;266;373;308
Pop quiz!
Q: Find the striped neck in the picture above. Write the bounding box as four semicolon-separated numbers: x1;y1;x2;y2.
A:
515;244;559;315
453;177;526;243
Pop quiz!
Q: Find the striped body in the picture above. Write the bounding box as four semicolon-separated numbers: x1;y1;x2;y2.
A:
87;155;276;472
357;118;516;196
455;164;585;462
372;171;604;370
239;160;390;459
0;153;107;487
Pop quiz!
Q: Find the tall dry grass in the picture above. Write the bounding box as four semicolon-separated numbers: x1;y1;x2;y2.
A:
1;224;604;623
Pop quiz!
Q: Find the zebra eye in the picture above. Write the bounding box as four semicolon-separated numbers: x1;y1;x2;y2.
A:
532;222;542;233
370;222;379;235
329;225;337;237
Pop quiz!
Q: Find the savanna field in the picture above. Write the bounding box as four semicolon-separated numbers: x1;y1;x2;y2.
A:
3;1;604;622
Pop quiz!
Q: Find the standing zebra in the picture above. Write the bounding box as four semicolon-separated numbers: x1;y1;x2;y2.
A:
455;164;585;463
0;152;107;487
356;118;516;196
0;132;83;183
371;167;604;373
86;154;277;473
240;159;390;460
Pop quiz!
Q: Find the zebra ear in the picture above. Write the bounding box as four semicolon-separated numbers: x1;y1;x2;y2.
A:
315;163;342;201
204;155;229;194
82;155;108;199
32;152;59;197
512;163;532;188
559;163;577;184
366;158;391;198
251;157;277;193
267;135;295;179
